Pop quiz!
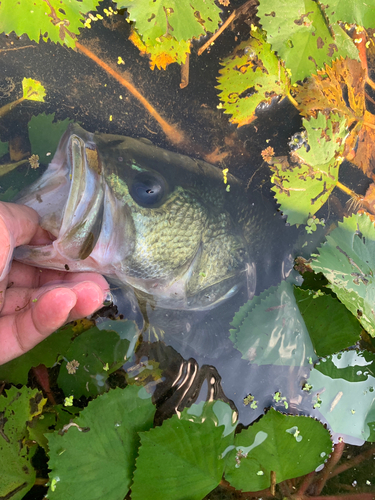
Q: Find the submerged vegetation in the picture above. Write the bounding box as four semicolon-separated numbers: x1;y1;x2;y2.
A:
2;0;375;499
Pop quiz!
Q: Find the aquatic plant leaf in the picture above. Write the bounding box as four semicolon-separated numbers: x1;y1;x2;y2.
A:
0;140;8;157
0;0;102;48
22;78;45;102
129;28;190;69
47;386;155;500
0;324;76;385
229;280;314;367
118;0;221;43
0;386;46;500
57;326;130;398
312;212;375;337
217;32;288;127
308;350;375;442
296;58;363;121
294;287;362;356
224;408;332;491
269;112;347;225
322;0;375;28
257;0;357;83
29;113;73;162
132;402;235;500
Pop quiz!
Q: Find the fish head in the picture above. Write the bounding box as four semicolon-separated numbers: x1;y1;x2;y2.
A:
15;124;254;310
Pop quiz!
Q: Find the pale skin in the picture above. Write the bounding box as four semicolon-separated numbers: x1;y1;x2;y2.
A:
0;202;109;365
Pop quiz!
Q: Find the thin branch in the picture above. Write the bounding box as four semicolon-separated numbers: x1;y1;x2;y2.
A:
75;42;185;146
313;440;345;496
330;445;375;478
198;10;236;56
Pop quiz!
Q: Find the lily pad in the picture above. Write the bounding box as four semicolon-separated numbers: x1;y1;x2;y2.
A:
22;78;45;102
312;212;375;337
47;386;155;500
270;112;347;225
229;280;314;367
131;401;236;500
323;0;375;28
294;287;362;356
28;113;73;162
217;31;288;126
308;350;375;442
0;386;46;500
258;0;358;83
0;0;102;48
57;326;130;398
224;408;332;491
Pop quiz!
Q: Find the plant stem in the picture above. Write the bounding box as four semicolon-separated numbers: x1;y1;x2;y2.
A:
287;91;300;110
198;10;237;56
0;97;24;119
330;445;375;478
75;42;185;146
296;494;375;500
312;440;345;496
336;181;361;200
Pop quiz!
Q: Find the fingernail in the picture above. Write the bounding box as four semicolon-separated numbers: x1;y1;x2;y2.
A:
103;291;113;306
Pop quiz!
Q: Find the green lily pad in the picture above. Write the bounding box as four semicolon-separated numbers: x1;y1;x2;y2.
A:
57;326;130;398
308;350;375;442
224;408;332;491
47;386;155;500
229;280;315;366
0;0;102;48
131;401;236;500
323;0;375;28
28;113;73;162
258;0;358;83
0;323;76;385
22;77;45;102
270;112;347;225
217;31;288;126
0;386;46;500
294;287;362;356
312;213;375;337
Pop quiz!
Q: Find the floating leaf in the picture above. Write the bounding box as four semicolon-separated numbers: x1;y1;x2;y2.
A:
57;326;130;398
322;0;375;28
229;280;314;367
0;386;46;500
132;401;236;500
0;323;76;385
224;408;332;491
22;78;45;102
312;212;375;337
118;0;221;43
47;386;155;500
0;140;8;157
308;350;375;442
258;0;358;83
0;0;102;48
269;112;347;224
294;287;362;356
28;113;73;161
129;28;190;69
217;32;289;126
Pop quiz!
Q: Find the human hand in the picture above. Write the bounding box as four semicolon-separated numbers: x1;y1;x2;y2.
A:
0;202;109;365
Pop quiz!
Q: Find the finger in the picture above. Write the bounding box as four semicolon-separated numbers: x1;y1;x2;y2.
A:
0;281;108;365
0;288;77;365
0;203;40;281
1;278;109;317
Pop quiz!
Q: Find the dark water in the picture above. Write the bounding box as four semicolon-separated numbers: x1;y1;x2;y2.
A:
1;1;374;498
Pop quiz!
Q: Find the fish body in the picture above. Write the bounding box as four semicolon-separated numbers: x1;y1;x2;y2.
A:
15;124;284;310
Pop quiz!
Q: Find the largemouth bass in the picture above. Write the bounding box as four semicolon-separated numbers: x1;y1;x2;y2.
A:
15;124;286;310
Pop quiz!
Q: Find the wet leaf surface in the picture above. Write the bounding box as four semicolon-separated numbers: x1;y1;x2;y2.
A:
224;408;332;491
0;386;46;500
132;401;236;500
47;386;155;500
312;213;375;337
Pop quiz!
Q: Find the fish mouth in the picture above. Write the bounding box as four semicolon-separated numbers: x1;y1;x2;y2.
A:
14;125;107;268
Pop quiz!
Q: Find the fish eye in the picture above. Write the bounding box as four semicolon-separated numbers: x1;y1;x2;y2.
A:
130;172;167;207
